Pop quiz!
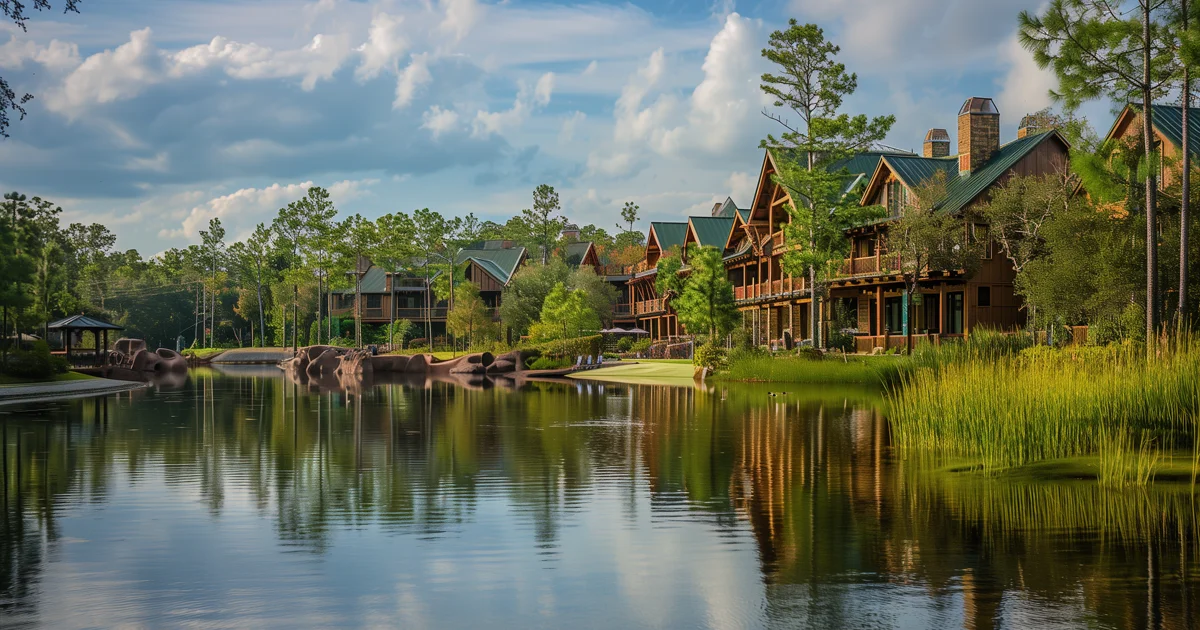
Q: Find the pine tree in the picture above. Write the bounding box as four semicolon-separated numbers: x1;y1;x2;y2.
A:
674;246;739;339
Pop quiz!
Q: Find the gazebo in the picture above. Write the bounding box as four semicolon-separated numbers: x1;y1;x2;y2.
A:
47;315;124;367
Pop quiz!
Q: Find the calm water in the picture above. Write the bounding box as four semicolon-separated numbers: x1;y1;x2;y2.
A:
0;367;1198;629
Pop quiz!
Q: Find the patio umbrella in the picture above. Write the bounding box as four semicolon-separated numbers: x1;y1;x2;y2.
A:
627;327;649;335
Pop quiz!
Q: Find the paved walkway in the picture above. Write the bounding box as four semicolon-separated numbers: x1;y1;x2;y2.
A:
209;348;295;364
0;378;147;406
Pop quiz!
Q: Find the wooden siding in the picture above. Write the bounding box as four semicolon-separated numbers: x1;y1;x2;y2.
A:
465;260;506;293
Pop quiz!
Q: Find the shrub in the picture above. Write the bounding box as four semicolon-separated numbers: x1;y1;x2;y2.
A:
527;356;572;370
617;337;634;352
730;326;753;350
521;334;602;359
2;341;68;380
694;343;726;370
629;339;651;353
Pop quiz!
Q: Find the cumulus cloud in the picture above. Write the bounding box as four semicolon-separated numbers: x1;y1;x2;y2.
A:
995;34;1057;121
589;13;763;174
166;181;315;239
422;105;460;138
356;12;407;81
393;52;432;109
0;38;81;72
439;0;482;44
471;72;555;137
559;110;586;144
726;171;755;208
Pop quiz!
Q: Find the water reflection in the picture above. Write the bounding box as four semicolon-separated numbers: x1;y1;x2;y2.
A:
0;371;1196;628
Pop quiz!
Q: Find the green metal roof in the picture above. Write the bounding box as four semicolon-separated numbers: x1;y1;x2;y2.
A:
828;151;913;177
456;246;527;285
563;241;593;266
711;197;739;218
1148;104;1200;157
649;222;688;252
736;209;750;222
876;130;1061;217
688;216;735;249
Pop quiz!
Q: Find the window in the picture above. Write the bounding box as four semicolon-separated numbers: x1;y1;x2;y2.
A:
366;294;382;309
977;286;991;307
945;292;964;334
885;296;904;334
887;180;907;216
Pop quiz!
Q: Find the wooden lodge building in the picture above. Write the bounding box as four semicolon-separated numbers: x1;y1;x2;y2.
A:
629;96;1071;351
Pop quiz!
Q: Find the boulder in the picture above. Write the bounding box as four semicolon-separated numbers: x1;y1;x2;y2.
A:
131;349;161;372
371;354;410;372
405;353;429;374
306;349;342;378
486;359;515;374
449;362;486;375
154;348;187;373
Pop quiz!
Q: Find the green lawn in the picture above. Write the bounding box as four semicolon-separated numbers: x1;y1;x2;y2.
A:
570;361;696;385
0;371;99;386
631;358;694;364
182;347;227;360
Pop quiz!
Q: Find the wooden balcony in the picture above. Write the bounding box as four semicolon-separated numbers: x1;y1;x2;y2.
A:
837;254;901;277
634;298;664;315
614;303;632;316
734;277;805;302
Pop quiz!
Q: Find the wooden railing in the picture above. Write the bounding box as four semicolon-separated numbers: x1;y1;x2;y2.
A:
734;277;805;302
634;298;664;315
614;303;632;316
837;254;901;277
394;307;449;319
595;264;630;276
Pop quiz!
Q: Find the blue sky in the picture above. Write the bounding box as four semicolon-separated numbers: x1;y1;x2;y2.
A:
0;0;1084;253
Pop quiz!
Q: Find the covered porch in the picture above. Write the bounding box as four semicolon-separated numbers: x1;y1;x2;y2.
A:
47;314;124;368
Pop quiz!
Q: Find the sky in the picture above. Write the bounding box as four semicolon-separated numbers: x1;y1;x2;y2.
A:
0;0;1097;254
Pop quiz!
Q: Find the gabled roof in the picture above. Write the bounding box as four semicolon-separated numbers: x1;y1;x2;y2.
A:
456;246;527;285
860;130;1066;216
1107;104;1200;158
686;216;736;250
563;241;594;267
648;222;688;252
736;209;750;222
47;314;123;330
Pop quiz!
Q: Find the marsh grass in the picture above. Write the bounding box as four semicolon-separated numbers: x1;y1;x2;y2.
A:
888;335;1200;481
715;351;904;385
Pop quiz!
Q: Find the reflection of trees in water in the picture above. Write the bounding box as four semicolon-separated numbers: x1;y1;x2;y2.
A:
726;391;1200;629
2;374;1199;628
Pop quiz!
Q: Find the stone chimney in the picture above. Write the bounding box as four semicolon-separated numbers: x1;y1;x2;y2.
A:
957;97;1000;175
1016;114;1036;139
923;129;950;158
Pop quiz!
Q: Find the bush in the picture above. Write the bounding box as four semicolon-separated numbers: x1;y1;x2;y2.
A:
694;343;726;370
617;336;634;352
629;338;651;353
730;326;753;350
526;356;572;370
522;334;602;359
2;341;68;380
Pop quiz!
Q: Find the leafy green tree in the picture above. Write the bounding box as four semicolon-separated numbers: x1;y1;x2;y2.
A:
982;171;1088;329
673;245;738;339
522;184;566;264
886;171;983;353
568;266;619;325
199;218;226;348
1020;0;1179;342
654;248;684;306
447;282;497;347
0;206;33;361
619;202;639;233
499;260;570;338
413;208;451;350
760;20;894;347
530;282;600;341
373;211;417;342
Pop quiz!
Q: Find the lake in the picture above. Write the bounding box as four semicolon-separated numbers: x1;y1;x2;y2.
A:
0;367;1197;629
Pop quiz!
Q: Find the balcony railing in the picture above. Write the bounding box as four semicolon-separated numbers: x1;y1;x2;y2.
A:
733;277;805;302
634;298;664;315
595;264;630;276
614;303;632;316
837;254;901;277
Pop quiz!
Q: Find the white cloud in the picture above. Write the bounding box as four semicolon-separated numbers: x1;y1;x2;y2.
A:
422;105;461;138
329;178;379;201
582;60;598;76
393;52;431;109
0;38;80;71
471;72;555;137
535;72;555;106
172;32;352;90
49;28;162;115
126;152;170;173
727;171;755;208
355;12;407;81
995;34;1057;122
165;181;315;240
439;0;482;44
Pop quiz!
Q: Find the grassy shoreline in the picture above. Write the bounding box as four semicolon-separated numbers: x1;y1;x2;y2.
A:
0;371;98;386
712;352;905;386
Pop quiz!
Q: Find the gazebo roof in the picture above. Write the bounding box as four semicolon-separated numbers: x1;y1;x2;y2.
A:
47;314;124;331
